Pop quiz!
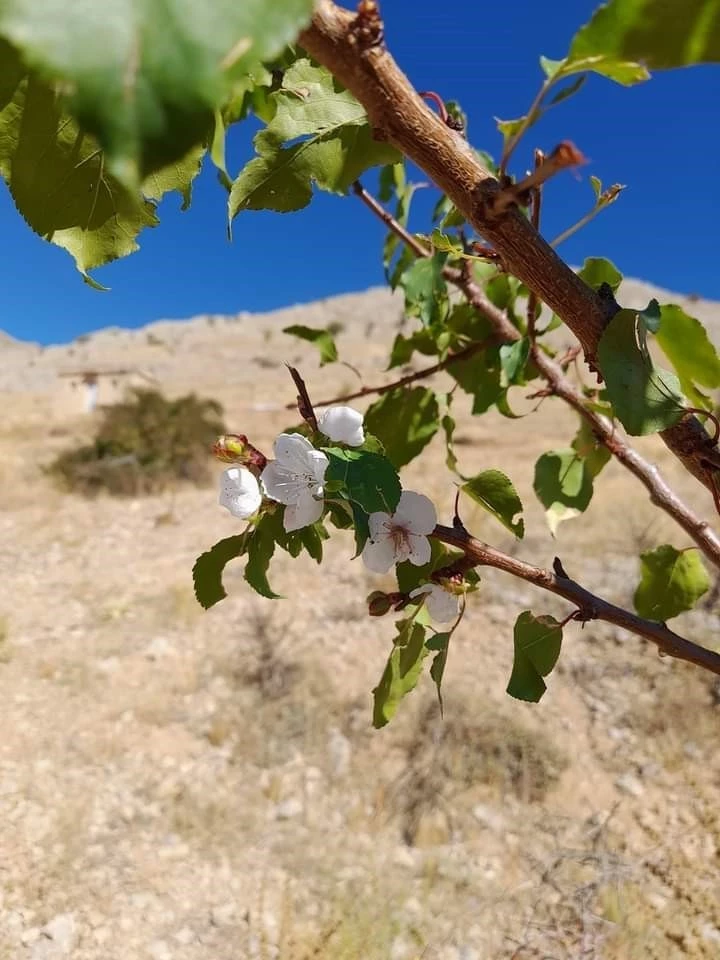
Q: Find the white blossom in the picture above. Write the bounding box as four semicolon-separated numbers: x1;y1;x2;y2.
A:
218;467;262;519
362;491;437;574
410;582;460;623
261;433;328;532
317;405;365;446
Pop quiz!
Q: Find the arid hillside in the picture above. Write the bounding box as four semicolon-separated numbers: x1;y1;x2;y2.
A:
1;281;719;960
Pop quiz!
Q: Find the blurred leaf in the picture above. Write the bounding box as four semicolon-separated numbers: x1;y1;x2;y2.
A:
634;545;710;620
534;449;594;535
283;324;338;365
387;329;439;368
462;469;525;538
569;0;720;70
578;257;623;293
556;53;649;84
449;345;504;415
373;619;428;728
364;387;440;469
500;338;530;385
193;534;247;609
598;309;685;435
0;0;315;187
427;631;450;716
325;447;401;514
399;254;448;327
572;418;611;479
507;611;563;702
229;59;399;217
655;305;720;407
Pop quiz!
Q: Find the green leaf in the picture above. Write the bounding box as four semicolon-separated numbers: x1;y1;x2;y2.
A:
539;55;565;78
448;345;504;414
283;324;338;365
557;54;649;85
598;309;686;435
245;515;282;599
387;328;439;368
654;305;720;405
507;612;563;703
0;0;315;187
325;448;401;515
496;114;527;142
193;534;247;609
547;74;587;105
0;53;194;284
441;407;458;474
578;257;623;294
350;501;370;557
462;469;525;538
571;418;611;479
373;619;428;728
499;338;530;385
364;387;440;469
428;228;464;255
395;540;461;595
427;632;450;716
634;545;710;620
569;0;720;70
534;449;594;535
398;254;448;327
229;59;399;217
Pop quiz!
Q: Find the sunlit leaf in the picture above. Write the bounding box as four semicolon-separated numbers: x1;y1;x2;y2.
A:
534;449;594;535
325;447;401;515
507;611;563;702
193;534;248;609
598;309;686;435
634;545;710;620
364;387;440;469
373;618;428;728
229;59;400;218
462;470;525;538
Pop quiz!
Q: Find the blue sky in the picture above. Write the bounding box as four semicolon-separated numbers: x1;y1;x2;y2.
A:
2;0;719;345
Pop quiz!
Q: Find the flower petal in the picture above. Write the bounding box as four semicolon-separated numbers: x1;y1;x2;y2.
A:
218;467;262;519
307;449;329;487
260;461;310;505
407;533;432;567
283;491;324;532
318;406;365;446
273;433;317;472
362;536;398;574
394;491;437;535
368;511;391;540
425;584;459;622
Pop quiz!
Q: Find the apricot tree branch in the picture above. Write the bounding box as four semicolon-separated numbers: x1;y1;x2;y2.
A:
351;179;720;569
433;524;720;677
298;1;720;496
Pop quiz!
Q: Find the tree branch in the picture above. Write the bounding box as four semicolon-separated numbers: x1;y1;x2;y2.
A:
351;180;720;569
433;524;720;677
298;1;720;496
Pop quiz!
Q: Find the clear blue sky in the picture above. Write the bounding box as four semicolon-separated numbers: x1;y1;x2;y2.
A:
2;0;719;345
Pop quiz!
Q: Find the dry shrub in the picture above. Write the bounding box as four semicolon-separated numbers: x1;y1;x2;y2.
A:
48;387;224;496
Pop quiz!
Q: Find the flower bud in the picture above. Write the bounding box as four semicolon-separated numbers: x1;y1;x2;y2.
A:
367;591;393;617
213;434;267;471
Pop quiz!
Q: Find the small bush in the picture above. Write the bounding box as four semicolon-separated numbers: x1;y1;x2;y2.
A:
48;388;225;496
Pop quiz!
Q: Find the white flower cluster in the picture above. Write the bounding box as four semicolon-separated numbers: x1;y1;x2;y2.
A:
218;405;363;531
217;404;458;621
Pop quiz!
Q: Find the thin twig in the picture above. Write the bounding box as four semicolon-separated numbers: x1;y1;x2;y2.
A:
433;524;720;677
551;183;625;248
296;336;493;409
351;180;720;570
